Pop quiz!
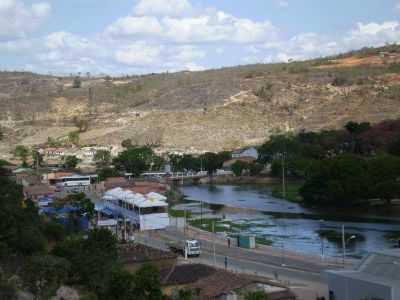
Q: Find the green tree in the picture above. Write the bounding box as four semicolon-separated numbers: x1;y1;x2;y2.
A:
32;149;44;168
248;163;264;176
113;146;156;176
97;167;120;181
68;131;80;145
14;145;30;166
22;255;70;300
200;152;224;175
245;291;269;300
388;136;400;156
300;155;370;206
133;264;163;300
73;76;81;88
121;139;133;149
47;137;62;147
0;177;47;257
43;221;66;243
94;150;111;167
231;161;248;177
0;275;17;300
345;121;371;136
175;289;193;300
54;229;118;296
64;155;80;169
66;193;95;219
104;269;136;300
373;180;400;205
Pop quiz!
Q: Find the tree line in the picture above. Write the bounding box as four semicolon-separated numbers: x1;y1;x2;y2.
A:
257;119;400;207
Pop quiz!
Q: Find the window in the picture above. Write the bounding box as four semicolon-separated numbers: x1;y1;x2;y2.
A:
329;291;335;300
140;206;167;214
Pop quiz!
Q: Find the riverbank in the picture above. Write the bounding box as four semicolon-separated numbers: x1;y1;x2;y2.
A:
198;175;304;203
199;175;280;185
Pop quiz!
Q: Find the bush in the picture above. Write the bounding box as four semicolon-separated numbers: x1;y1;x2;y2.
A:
332;76;353;87
254;82;273;101
249;163;264;176
231;161;249;177
73;77;81;88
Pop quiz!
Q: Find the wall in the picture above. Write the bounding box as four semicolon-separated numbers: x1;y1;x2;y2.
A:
326;272;393;300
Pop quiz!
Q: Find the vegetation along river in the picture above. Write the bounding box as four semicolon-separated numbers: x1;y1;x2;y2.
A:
172;184;400;259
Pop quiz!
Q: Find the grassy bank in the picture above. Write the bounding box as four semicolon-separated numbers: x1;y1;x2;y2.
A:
270;182;304;203
189;218;274;246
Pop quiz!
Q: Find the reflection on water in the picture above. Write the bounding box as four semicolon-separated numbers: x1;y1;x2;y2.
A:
176;184;400;258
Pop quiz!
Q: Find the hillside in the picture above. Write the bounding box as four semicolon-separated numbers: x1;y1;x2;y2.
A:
1;45;400;158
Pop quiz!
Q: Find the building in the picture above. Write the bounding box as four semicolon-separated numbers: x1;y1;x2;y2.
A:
102;187;169;230
160;264;296;300
23;184;55;201
104;177;132;190
45;148;65;158
223;157;257;169
120;243;177;272
231;147;259;160
325;249;400;300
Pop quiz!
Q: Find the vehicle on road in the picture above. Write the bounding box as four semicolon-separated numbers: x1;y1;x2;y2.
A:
168;239;201;257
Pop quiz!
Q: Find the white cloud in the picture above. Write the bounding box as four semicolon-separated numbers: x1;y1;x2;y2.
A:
106;7;278;44
346;21;400;47
277;1;289;8
184;62;206;71
31;2;50;18
173;45;206;62
0;0;50;39
114;42;161;66
105;16;163;37
134;0;191;16
162;12;277;44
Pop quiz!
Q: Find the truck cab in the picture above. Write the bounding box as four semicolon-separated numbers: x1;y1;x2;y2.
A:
185;239;201;257
169;239;201;257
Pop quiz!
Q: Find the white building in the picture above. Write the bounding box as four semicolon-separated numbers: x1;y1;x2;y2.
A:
102;187;169;231
325;249;400;300
231;147;259;159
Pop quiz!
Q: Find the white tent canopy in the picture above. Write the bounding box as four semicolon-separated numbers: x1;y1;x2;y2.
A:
104;187;167;208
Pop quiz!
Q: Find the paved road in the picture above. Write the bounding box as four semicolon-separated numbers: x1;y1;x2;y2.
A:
134;227;351;299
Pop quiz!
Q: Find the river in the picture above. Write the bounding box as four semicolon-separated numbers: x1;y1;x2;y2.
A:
173;184;400;258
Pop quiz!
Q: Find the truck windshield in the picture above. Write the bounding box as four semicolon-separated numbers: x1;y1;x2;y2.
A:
189;241;199;247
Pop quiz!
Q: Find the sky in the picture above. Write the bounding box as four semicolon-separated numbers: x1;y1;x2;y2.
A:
1;0;400;75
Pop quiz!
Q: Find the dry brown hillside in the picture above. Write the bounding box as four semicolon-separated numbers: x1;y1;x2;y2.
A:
1;45;400;158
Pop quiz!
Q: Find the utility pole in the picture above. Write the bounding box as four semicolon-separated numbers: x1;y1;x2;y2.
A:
342;225;345;268
212;221;216;266
282;152;286;199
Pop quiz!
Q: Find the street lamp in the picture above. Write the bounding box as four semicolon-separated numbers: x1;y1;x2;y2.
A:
319;219;325;260
342;224;356;267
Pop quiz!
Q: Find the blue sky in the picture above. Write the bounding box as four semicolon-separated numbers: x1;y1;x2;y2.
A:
1;0;400;75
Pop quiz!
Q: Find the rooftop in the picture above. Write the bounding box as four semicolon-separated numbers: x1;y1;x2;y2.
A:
326;249;400;287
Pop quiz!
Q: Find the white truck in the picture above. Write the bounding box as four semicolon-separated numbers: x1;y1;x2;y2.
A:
168;239;201;257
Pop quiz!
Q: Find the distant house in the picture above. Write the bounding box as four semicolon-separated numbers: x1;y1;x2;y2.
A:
160;264;296;300
23;184;55;201
104;177;132;190
232;147;259;160
45;148;65;158
325;249;400;300
223;157;257;169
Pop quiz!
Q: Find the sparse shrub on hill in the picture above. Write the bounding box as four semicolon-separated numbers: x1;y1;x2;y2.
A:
287;64;309;74
73;116;89;133
332;75;353;87
388;63;400;73
380;85;400;100
254;82;273;101
72;76;81;88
